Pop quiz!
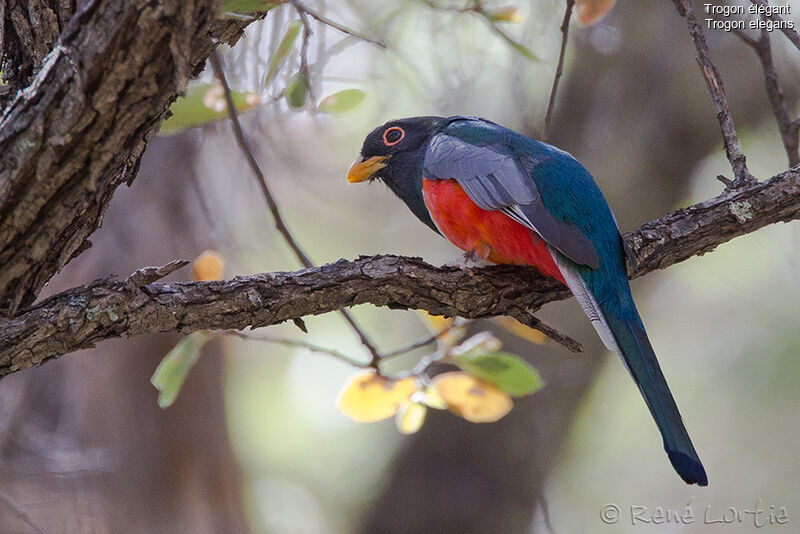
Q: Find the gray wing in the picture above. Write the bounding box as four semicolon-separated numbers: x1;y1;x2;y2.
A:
423;133;599;269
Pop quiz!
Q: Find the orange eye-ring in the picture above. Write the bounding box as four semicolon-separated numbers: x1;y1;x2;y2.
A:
383;126;405;146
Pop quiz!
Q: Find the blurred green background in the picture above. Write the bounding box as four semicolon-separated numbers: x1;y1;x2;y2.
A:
1;0;799;532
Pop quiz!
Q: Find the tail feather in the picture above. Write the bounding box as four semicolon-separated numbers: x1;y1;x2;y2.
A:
550;248;706;485
603;312;708;486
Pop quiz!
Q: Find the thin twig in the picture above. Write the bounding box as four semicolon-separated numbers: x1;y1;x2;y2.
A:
392;348;449;382
527;319;583;352
0;489;45;534
232;329;455;384
285;0;386;48
381;323;456;359
410;350;448;379
185;141;235;251
209;51;384;368
232;322;458;372
543;0;575;142
186;159;218;231
227;331;368;368
749;0;800;52
730;27;759;49
340;311;383;368
671;0;756;188
474;9;538;61
381;333;441;359
733;23;799;167
209;52;314;267
421;0;538;61
295;9;316;106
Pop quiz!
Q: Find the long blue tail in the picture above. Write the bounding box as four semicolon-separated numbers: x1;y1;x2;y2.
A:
603;310;708;486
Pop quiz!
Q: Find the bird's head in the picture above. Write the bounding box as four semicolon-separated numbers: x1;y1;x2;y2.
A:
347;116;446;233
347;116;444;184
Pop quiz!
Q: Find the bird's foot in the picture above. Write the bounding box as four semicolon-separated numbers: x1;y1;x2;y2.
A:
444;249;493;271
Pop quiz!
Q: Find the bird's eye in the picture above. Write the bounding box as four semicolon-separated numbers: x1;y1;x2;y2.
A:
383;126;405;146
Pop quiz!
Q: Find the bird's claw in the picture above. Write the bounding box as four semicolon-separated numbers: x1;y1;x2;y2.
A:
444;250;493;272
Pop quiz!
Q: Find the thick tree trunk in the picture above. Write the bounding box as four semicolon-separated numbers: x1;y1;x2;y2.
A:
0;0;262;315
0;135;248;533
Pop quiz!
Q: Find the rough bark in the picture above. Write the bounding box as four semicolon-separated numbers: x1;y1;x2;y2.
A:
0;0;265;315
627;166;800;275
0;134;248;533
1;166;798;378
0;0;75;97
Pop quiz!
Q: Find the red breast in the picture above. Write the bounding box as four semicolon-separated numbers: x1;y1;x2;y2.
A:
422;178;566;284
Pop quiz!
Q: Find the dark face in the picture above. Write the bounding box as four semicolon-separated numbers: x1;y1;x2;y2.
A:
347;116;446;234
347;116;443;184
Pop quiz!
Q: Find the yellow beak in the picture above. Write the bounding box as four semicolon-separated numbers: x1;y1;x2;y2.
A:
347;155;389;183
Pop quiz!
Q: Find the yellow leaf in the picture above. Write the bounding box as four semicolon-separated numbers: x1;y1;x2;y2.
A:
396;402;427;434
488;6;524;23
432;372;513;423
492;317;549;345
192;250;225;281
416;311;468;349
337;370;418;422
575;0;617;26
420;386;447;410
417;311;452;332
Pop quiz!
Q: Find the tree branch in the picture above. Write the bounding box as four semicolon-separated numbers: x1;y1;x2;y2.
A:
543;0;574;142
733;25;799;167
0;0;268;315
420;0;538;61
749;0;800;52
671;0;756;187
228;330;368;367
0;0;72;97
284;0;386;49
2;167;799;378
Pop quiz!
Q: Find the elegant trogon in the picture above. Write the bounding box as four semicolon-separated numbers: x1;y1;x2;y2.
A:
347;115;707;486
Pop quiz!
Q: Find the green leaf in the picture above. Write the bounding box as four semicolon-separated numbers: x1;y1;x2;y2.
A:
159;82;258;135
453;350;543;397
485;22;539;61
221;0;280;14
505;38;538;61
317;89;367;115
265;20;302;86
285;72;308;109
151;331;213;408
